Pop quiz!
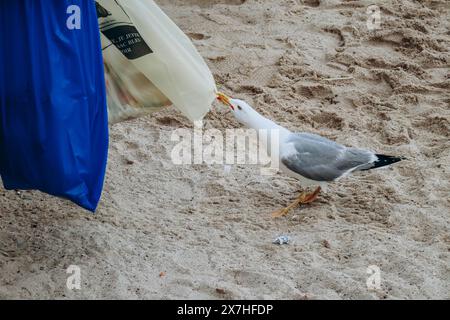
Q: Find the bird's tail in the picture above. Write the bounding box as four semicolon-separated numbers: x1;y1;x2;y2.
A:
361;154;405;171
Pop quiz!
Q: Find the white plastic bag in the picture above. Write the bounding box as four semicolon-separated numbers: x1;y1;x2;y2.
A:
103;45;172;123
96;0;217;123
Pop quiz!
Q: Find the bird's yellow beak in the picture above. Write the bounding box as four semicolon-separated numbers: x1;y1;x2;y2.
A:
217;92;234;110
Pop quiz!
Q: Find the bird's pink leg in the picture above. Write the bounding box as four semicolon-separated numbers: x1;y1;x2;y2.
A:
271;187;322;218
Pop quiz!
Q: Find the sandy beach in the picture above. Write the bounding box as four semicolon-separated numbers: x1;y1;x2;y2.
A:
1;0;449;299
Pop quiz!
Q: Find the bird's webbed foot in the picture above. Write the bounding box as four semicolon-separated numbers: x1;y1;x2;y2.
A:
271;186;321;218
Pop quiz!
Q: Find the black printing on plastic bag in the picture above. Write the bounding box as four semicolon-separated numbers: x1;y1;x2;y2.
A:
101;25;153;60
96;1;153;60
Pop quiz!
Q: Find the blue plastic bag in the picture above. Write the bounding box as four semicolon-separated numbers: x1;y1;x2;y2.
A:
0;0;109;212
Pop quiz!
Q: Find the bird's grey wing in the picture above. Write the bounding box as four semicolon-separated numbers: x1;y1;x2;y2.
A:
281;133;375;182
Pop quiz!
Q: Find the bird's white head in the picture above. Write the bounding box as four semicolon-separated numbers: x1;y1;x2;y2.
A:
217;93;259;127
217;92;289;137
229;98;259;127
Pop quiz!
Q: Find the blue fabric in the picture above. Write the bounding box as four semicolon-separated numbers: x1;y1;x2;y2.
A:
0;0;109;212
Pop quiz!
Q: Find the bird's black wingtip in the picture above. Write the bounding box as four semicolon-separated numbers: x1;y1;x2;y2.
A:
372;154;404;169
360;154;405;171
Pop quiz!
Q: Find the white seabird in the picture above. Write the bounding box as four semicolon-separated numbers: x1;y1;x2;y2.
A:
217;92;404;218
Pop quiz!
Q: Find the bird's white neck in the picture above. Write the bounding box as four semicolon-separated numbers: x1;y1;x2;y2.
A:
244;109;291;140
237;108;291;162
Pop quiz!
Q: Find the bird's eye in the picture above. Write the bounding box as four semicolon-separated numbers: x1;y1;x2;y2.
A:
237;105;242;110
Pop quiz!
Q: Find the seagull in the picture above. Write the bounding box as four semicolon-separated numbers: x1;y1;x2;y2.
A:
216;92;404;218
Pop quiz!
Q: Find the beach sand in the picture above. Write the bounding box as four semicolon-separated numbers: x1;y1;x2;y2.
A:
1;0;449;299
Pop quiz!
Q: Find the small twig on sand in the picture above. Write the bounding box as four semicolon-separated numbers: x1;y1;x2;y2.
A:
322;76;354;81
0;249;10;257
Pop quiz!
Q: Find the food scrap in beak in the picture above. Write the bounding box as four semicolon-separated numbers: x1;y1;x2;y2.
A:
217;92;234;110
